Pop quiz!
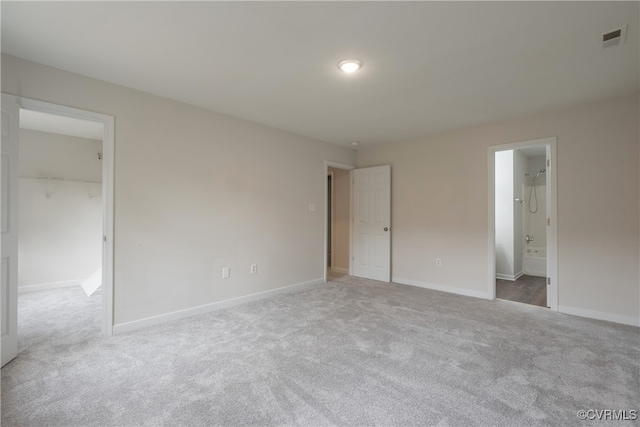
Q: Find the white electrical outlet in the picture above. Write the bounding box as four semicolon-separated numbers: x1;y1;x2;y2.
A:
250;264;257;274
222;267;230;279
436;258;442;267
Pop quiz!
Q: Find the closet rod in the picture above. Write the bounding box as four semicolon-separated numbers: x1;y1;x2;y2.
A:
20;176;101;185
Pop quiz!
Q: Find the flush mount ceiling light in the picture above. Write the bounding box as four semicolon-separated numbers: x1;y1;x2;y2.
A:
338;59;362;73
351;141;360;146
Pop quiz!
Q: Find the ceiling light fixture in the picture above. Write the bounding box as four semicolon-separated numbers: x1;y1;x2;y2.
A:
351;141;360;146
338;59;362;73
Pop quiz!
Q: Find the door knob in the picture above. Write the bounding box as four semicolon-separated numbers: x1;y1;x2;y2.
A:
384;227;389;231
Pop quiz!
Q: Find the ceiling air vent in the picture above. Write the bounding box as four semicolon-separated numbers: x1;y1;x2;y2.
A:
599;25;627;49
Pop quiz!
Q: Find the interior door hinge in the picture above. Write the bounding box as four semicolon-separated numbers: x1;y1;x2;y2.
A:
547;159;550;167
547;218;550;226
547;277;551;285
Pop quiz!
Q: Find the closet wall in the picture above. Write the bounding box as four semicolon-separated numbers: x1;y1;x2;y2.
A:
18;129;103;287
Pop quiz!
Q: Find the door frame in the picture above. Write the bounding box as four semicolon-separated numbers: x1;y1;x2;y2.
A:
324;161;354;282
487;136;558;310
9;95;115;335
327;170;334;270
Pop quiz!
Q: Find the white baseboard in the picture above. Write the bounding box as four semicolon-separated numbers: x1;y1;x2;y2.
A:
113;278;325;335
19;280;81;293
392;277;491;300
558;305;640;327
496;271;524;281
330;267;349;274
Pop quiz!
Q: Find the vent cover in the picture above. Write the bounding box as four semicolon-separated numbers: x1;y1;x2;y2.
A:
600;25;627;49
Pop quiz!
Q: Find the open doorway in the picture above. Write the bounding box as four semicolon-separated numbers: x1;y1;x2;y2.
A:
495;147;547;307
17;109;104;349
327;171;332;270
324;162;354;283
1;95;114;367
327;166;351;281
488;137;558;311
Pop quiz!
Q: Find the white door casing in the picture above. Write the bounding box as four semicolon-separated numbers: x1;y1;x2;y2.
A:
544;145;557;310
1;94;19;367
487;137;557;311
1;96;115;347
352;165;391;282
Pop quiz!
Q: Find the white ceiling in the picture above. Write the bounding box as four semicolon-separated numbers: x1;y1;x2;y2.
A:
20;109;104;140
2;2;638;148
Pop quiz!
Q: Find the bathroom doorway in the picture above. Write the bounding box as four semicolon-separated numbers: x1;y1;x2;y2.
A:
488;137;558;310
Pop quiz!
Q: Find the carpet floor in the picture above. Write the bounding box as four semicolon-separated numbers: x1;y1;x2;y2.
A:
1;276;638;426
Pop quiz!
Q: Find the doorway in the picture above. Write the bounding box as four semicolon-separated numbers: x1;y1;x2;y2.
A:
18;109;104;347
326;164;352;282
1;95;114;367
488;137;558;311
327;171;332;270
323;162;392;284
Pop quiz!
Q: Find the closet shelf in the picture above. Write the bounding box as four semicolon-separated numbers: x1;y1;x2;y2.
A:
20;176;101;185
20;176;102;199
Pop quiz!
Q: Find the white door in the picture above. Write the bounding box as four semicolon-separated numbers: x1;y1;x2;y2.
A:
1;94;19;367
352;165;391;282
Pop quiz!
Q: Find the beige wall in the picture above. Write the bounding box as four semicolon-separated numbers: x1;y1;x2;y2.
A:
358;93;639;323
513;149;526;275
2;54;357;325
3;53;637;326
329;167;350;272
495;150;515;278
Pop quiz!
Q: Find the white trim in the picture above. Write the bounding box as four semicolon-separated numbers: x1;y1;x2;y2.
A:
330;267;349;274
558;305;640;327
546;141;558;311
326;161;355;171
495;271;524;281
328;170;335;271
522;269;546;278
393;277;491;300
113;278;324;335
18;280;81;293
348;170;353;277
487;136;558;311
10;96;115;335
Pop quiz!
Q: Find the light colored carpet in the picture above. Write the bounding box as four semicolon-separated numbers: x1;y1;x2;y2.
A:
2;276;638;426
